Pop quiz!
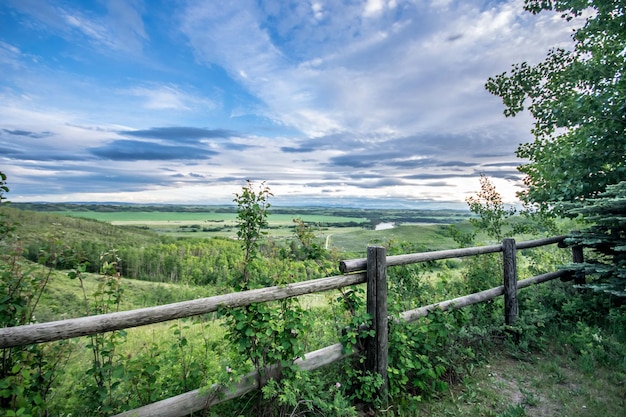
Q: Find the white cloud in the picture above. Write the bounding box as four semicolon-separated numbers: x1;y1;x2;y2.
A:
311;2;324;21
124;85;216;111
363;0;385;17
178;0;578;141
7;0;148;55
0;41;25;69
0;0;589;205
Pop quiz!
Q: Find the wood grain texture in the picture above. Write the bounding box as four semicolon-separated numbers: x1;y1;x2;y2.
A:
340;236;565;273
0;273;366;349
399;270;567;324
502;238;518;326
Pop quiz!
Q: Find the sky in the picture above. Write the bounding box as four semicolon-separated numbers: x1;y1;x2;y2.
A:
0;0;582;208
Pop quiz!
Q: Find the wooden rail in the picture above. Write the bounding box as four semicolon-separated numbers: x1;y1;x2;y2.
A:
399;270;567;323
1;235;578;417
112;267;570;417
0;273;366;348
114;342;351;417
339;236;566;273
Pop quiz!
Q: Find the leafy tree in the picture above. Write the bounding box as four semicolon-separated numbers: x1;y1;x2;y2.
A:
0;171;11;240
486;0;626;214
221;181;311;412
291;217;326;260
454;176;515;293
466;174;516;242
233;180;272;290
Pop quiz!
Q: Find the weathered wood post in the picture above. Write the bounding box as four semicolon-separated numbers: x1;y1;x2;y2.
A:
558;231;586;284
571;231;586;285
502;238;518;326
366;246;388;399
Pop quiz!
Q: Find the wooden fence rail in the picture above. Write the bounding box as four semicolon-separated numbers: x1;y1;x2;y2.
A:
0;273;366;348
339;236;565;273
115;342;351;417
113;269;570;417
0;235;579;417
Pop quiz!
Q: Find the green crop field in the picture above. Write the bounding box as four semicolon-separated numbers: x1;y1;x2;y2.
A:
33;204;470;248
52;211;368;225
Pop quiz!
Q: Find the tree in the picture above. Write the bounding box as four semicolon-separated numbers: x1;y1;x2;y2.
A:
222;181;311;406
565;181;626;296
292;218;325;260
0;171;12;239
233;180;272;290
466;174;516;242
486;0;626;214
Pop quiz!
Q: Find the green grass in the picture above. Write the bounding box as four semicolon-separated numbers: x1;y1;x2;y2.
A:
402;346;626;417
327;224;460;256
33;265;626;417
2;206;159;248
47;209;373;241
25;206;468;255
32;263;219;323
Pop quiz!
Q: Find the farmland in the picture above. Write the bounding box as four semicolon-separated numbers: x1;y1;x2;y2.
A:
13;203;471;254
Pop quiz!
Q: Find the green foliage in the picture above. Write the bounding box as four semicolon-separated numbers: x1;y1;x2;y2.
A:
0;171;11;239
564;181;626;296
385;306;504;408
0;173;71;417
69;251;127;415
234;180;273;289
335;286;374;354
220;181;316;416
220;299;311;379
486;0;626;213
453;177;510;292
386;240;434;311
449;175;526;250
6;172;623;415
291;217;326;260
257;365;357;417
116;238;243;286
466;175;516;242
344;368;384;407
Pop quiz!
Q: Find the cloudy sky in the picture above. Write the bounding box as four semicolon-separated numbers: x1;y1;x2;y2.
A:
0;0;581;208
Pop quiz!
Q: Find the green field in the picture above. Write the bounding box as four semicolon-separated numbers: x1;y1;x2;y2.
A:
29;204;471;254
52;210;368;225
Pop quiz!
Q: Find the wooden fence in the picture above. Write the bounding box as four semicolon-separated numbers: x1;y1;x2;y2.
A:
0;235;582;417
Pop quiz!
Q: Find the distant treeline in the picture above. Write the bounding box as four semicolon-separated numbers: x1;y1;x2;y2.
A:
11;202;238;213
11;202;471;224
3;207;336;288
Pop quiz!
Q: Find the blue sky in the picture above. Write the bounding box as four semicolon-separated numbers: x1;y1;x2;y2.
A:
0;0;580;207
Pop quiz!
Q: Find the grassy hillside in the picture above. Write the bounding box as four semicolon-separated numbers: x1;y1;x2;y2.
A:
32;264;218;323
328;223;466;255
3;206;159;247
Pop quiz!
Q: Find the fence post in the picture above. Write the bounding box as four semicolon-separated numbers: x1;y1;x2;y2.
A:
502;238;518;326
366;246;388;400
571;231;586;285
